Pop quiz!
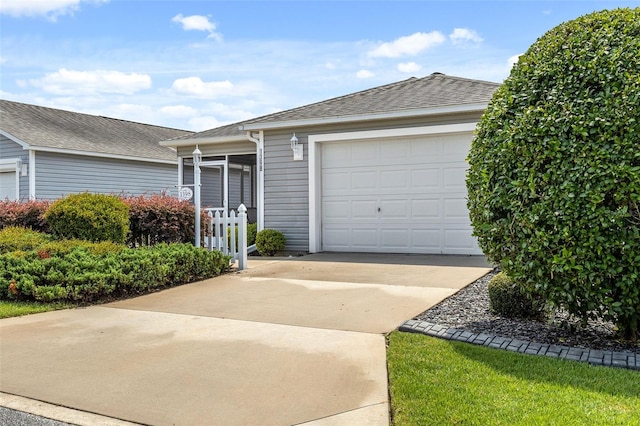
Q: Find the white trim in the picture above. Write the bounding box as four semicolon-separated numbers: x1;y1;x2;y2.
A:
0;129;30;149
241;104;487;131
29;150;36;199
308;122;477;253
159;135;250;147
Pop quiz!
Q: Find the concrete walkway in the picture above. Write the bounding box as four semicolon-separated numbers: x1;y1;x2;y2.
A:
0;253;491;425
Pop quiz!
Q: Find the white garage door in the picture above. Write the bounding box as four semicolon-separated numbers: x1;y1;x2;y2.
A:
0;171;17;201
321;133;482;254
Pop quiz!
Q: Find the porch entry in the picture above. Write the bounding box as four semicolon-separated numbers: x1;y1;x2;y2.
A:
184;154;257;222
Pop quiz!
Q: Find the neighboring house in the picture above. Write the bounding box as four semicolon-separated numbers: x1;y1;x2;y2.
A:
161;73;500;255
0;100;192;201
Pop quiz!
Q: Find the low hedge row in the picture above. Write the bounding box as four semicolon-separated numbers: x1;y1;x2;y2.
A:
1;242;230;303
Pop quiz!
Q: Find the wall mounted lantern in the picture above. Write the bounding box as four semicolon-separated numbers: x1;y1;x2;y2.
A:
291;133;303;161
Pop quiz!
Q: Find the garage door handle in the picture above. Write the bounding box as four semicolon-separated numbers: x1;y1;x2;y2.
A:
378;207;381;212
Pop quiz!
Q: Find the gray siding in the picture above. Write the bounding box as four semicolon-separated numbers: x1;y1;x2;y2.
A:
262;113;483;252
34;151;178;200
0;135;29;199
263;130;310;252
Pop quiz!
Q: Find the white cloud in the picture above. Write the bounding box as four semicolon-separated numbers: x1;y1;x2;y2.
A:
160;105;197;117
188;116;228;132
28;68;152;95
508;54;522;69
368;32;446;58
325;62;336;70
0;0;107;20
170;77;235;98
356;69;374;79
450;28;483;45
172;14;221;41
397;62;422;73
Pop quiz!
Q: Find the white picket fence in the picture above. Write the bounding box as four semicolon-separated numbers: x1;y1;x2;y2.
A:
204;204;254;270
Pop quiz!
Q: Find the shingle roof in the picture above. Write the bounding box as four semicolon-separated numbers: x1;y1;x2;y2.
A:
170;73;500;142
0;100;192;162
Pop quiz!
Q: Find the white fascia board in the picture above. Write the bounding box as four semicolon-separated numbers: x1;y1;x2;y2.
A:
25;146;177;165
240;103;487;131
0;129;30;149
159;135;250;148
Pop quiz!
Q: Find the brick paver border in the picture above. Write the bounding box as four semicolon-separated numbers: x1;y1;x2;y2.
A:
399;320;639;371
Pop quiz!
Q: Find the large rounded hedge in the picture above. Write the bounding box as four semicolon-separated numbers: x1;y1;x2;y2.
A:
467;8;640;339
44;193;130;244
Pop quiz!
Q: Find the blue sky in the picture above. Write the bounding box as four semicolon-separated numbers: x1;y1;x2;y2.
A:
2;0;639;131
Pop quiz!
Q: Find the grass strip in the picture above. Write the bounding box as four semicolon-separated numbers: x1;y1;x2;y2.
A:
0;301;73;319
387;332;640;425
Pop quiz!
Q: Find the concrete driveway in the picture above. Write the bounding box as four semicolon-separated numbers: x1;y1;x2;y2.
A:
0;253;491;426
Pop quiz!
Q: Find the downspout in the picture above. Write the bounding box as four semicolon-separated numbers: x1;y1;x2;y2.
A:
28;150;36;200
246;130;264;231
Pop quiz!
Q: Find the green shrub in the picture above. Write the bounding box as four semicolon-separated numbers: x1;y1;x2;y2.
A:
247;223;257;246
255;229;286;256
467;8;640;340
44;193;129;244
0;243;230;303
487;272;545;319
0;226;51;254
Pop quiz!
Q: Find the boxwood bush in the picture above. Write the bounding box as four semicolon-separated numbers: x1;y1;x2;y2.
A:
467;8;640;339
487;272;545;319
44;193;130;244
255;229;286;256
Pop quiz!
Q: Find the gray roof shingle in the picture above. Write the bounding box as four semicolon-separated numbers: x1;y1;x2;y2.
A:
170;73;500;142
0;100;192;162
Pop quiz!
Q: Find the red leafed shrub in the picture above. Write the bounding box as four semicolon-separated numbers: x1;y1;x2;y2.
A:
122;193;201;247
0;199;51;232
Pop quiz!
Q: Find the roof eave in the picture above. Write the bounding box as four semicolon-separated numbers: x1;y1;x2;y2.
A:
240;102;489;131
159;134;250;147
0;129;31;149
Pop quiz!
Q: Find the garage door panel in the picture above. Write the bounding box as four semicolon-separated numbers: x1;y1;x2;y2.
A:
322;171;350;194
379;199;409;219
323;200;350;219
351;171;378;190
412;229;442;250
411;199;441;219
411;168;440;189
321;135;482;254
351;143;379;163
352;200;378;219
443;198;470;220
381;229;409;249
381;140;410;160
443;165;468;189
380;169;409;189
351;229;378;248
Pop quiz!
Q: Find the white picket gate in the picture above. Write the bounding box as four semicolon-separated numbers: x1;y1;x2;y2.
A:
204;204;253;271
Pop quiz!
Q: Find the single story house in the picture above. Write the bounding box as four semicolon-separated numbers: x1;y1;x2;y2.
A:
0;100;192;201
161;73;500;255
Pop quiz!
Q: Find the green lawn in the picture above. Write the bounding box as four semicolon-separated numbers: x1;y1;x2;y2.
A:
0;300;73;319
387;332;640;426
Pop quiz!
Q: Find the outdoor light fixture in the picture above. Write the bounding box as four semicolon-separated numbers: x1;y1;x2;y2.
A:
290;133;303;161
193;146;202;247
